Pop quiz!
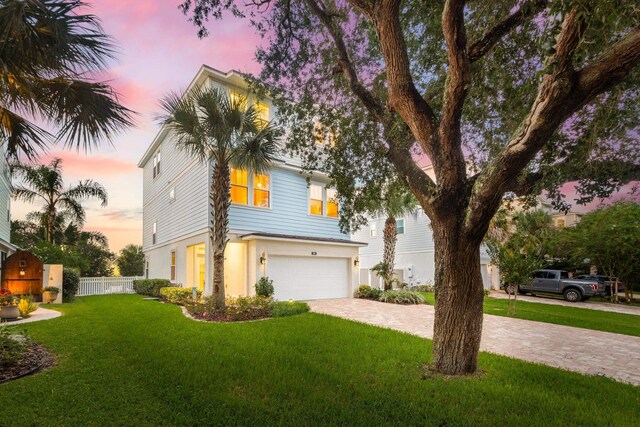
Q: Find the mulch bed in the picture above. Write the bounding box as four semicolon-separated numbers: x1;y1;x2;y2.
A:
181;306;271;323
0;343;55;383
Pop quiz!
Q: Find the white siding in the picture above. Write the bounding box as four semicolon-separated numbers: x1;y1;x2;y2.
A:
0;146;11;244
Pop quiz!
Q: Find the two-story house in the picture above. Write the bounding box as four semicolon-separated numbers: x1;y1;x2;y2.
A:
139;65;364;301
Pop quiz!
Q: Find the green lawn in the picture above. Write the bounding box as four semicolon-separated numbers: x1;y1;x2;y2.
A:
420;292;640;337
1;295;639;426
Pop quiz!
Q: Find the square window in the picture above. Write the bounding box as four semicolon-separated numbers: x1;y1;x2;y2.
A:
230;168;248;205
310;184;323;215
253;173;270;207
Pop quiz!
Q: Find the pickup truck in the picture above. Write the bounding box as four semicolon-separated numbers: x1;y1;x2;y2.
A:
503;269;606;302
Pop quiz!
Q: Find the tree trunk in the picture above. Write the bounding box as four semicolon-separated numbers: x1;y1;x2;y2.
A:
431;221;485;375
211;162;231;309
382;216;397;290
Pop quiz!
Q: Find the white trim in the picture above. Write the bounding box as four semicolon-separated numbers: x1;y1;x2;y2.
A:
240;234;366;247
143;228;209;251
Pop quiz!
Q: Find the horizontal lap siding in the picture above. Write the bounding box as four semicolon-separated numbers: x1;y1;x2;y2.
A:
0;161;10;243
229;168;346;239
354;211;434;256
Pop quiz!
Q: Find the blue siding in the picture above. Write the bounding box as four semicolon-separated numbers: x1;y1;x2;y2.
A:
229;167;347;239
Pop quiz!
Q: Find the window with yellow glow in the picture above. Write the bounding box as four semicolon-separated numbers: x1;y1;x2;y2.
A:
309;184;323;215
229;90;246;110
230;168;248;204
255;102;269;129
326;188;338;217
170;251;176;281
253;173;270;207
313;122;325;145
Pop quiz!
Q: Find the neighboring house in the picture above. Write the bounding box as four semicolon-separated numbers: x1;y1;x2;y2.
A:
0;143;16;265
353;166;497;290
139;65;364;301
536;198;583;228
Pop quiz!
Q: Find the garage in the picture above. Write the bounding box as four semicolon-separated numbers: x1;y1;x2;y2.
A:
267;255;350;301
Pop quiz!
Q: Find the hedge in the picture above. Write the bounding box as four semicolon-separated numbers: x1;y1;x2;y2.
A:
132;279;171;297
159;287;201;304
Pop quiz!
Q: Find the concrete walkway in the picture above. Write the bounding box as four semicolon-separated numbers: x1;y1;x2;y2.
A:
1;305;61;325
308;298;640;386
488;290;640;316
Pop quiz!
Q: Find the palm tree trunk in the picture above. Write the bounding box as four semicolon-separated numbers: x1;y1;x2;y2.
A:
45;207;56;244
382;216;397;290
211;162;231;309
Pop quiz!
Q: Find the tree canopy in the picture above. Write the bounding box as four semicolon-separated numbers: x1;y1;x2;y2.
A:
116;244;145;277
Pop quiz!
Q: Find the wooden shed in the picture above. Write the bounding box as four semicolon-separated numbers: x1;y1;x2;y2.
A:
1;250;44;301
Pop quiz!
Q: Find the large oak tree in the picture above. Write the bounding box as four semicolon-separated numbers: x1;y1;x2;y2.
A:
180;0;640;374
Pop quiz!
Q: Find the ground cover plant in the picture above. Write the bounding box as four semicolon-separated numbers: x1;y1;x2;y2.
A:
420;292;640;337
0;295;638;425
355;285;425;305
185;295;310;322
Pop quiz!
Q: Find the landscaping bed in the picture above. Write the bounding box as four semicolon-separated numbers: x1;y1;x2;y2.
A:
0;330;54;384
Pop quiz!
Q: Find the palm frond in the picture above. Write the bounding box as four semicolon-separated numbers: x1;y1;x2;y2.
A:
0;106;52;160
62;180;108;207
58;196;86;225
230;124;280;175
12;186;41;203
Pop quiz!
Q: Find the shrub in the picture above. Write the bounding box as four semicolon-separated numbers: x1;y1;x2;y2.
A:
378;290;426;305
225;296;273;320
255;277;274;298
0;327;27;368
159;287;201;305
354;285;382;300
133;279;171;297
410;283;435;293
18;296;38;318
271;301;310;317
62;268;80;302
483;289;491;297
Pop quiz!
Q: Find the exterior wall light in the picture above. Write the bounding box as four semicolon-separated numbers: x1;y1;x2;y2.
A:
260;253;266;265
354;257;359;267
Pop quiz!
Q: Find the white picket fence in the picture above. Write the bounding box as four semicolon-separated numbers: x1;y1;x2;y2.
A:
78;276;142;296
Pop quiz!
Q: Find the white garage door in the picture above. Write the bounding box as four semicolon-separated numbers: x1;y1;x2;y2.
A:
268;256;350;301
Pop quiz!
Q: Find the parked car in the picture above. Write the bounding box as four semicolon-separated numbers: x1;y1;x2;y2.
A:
503;269;606;302
574;274;624;295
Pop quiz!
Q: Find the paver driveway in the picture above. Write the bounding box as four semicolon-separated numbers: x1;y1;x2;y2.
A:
308;298;640;386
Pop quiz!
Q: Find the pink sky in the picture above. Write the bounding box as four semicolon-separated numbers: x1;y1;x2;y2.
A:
11;1;638;252
12;0;262;252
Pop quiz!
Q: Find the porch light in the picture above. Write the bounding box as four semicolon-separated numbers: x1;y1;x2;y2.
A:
354;257;359;267
260;253;266;265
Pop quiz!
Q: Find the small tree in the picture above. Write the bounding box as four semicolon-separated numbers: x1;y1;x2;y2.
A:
487;210;554;315
558;202;640;303
117;245;145;277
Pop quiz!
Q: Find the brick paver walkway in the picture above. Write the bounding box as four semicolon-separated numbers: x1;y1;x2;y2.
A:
488;290;640;316
308;298;640;386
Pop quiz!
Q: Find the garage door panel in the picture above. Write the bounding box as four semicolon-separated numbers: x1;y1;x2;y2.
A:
268;256;349;300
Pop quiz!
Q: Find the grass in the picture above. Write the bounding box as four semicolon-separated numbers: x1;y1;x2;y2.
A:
0;295;638;426
420;292;640;337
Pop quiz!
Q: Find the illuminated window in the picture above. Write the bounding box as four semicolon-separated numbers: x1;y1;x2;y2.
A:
253;173;270;207
326;188;338;218
170;251;176;281
229;90;246;110
255;102;269;129
555;218;565;228
309;184;323;215
397;219;405;235
230;168;249;204
313;122;325;145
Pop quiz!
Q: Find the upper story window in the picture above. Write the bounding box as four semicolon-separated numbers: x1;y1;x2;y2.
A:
152;151;161;178
152;222;157;244
326;189;338;218
229;90;244;108
309;184;323;215
255;102;269;129
230;168;249;205
253;173;270;208
397;219;405;235
370;222;377;238
313;121;337;147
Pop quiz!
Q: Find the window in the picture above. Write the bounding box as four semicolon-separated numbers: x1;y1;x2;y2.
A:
555;218;565;228
370;223;377;238
396;219;405;235
313;122;325;145
145;261;149;279
152;222;157;244
230;168;249;204
170;251;176;281
255;102;269;129
560;271;569;279
229;90;245;108
253;173;270;207
169;187;176;202
309;184;323;215
152;151;161;178
326;188;338;218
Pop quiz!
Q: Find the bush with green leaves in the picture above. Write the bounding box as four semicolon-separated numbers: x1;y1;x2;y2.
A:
159;287;201;305
225;296;273;320
62;268;80;302
0;327;27;368
378;290;426;305
410;283;435;293
354;285;382;300
271;301;310;317
255;277;274;297
132;279;171;297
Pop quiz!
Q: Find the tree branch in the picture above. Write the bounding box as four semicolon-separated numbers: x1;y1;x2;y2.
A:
468;0;549;63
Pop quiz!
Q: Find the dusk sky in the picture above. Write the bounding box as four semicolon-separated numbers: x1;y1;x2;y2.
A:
11;0;638;252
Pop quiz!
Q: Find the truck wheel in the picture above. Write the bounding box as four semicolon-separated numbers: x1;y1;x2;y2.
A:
563;288;581;302
504;284;516;295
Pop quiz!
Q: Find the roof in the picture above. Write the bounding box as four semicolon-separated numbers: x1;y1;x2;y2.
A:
0;236;17;252
240;232;367;247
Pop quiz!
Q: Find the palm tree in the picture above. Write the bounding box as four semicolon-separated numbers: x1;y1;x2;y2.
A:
368;180;418;290
160;86;279;309
0;0;133;160
12;158;107;243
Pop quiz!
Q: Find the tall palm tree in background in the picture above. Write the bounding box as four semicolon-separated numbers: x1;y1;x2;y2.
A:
0;0;133;160
369;180;418;290
12;158;107;243
161;86;279;309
